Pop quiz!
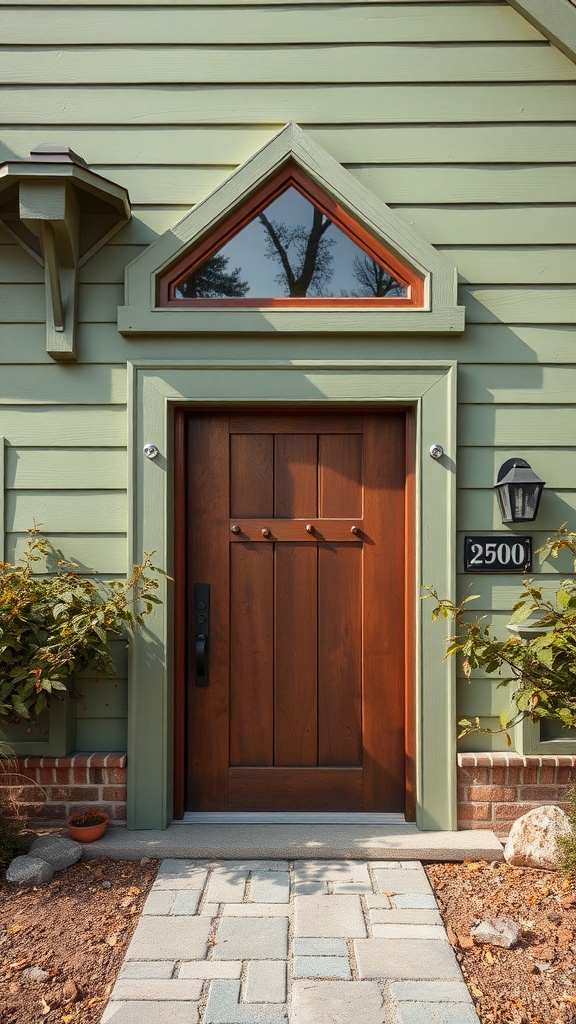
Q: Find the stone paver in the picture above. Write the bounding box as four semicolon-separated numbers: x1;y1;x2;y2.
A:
294;894;367;937
245;960;287;1001
101;857;480;1024
213;916;289;959
291;980;383;1024
354;938;464;980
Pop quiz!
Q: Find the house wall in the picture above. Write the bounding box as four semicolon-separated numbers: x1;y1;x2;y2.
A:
1;0;576;820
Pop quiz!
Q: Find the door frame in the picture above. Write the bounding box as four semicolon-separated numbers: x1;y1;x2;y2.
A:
127;358;457;831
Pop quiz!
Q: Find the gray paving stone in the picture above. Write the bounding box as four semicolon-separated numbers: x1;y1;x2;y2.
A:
141;891;176;915
154;861;208;890
393;894;438;910
373;868;433;895
221;902;289;917
293;881;329;896
204;979;288;1023
205;867;249;904
368;861;402;869
294;894;367;938
125;916;211;961
293;860;371;885
293;956;351;979
119;962;174;980
372;923;447;939
171;891;201;915
293;938;348;957
331;882;373;893
369;908;442;925
178;961;242;979
291;980;383;1024
245;960;287;1002
249;870;290;903
111;979;203;1001
208;860;289;872
200;902;220;917
395;1003;480;1024
364;894;392;910
213;916;288;959
354;938;463;980
102;1001;198;1024
390;981;475;1003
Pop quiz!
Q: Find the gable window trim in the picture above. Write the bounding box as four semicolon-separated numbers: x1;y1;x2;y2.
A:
159;163;424;310
118;123;465;336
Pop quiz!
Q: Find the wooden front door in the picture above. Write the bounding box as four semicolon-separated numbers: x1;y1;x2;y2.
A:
181;410;408;812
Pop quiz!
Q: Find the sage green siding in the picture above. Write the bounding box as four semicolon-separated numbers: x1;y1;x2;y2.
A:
1;1;575;778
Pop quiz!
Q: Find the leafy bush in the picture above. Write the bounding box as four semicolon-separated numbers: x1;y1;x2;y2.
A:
0;529;164;722
558;786;576;879
0;799;28;866
425;525;576;741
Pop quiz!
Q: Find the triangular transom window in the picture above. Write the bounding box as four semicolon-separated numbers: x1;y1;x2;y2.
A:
158;165;424;308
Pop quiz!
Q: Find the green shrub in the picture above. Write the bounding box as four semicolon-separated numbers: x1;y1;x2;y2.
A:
0;799;28;866
0;528;165;722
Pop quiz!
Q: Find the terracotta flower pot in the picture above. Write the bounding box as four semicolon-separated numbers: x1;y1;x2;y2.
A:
67;811;109;843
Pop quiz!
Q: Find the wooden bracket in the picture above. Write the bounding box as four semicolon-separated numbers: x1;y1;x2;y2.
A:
0;146;131;361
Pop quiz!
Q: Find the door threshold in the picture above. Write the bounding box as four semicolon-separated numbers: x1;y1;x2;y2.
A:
178;812;407;824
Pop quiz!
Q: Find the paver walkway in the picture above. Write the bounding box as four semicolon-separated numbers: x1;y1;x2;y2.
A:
102;858;481;1024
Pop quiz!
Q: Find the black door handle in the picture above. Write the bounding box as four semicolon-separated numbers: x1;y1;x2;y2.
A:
193;583;210;687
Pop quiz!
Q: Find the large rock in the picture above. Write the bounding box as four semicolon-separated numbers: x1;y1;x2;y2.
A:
29;835;82;870
6;855;54;885
504;805;571;870
470;916;520;948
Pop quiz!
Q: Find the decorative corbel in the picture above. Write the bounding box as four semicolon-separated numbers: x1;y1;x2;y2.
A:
0;146;131;361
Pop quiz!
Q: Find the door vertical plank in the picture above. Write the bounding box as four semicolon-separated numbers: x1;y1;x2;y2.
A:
362;413;406;811
275;543;318;766
274;434;318;518
318;434;363;519
186;414;230;810
230;543;274;766
230;433;273;517
318;544;362;766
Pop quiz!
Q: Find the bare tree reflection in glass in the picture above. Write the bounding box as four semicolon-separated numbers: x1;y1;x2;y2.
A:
350;256;406;298
258;206;335;297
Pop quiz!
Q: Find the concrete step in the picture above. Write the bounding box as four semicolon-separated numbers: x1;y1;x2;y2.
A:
80;822;503;862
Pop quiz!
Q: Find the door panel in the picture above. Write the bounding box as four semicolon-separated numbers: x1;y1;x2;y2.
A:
185;410;406;812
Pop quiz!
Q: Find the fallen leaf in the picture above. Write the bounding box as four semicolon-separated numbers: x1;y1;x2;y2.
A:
62;979;79;1003
447;924;457;947
105;934;118;947
458;934;475;950
128;886;141;895
484;949;495;964
7;959;30;972
41;997;52;1015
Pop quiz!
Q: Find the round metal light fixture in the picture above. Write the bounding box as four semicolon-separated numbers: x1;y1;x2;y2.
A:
494;458;545;524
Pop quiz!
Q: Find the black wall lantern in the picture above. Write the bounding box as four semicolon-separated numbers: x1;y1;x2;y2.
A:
494;459;545;524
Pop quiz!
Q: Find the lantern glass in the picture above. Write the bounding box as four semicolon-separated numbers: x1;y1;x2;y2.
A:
494;460;545;524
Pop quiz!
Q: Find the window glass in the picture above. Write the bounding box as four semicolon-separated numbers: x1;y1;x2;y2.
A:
174;187;406;300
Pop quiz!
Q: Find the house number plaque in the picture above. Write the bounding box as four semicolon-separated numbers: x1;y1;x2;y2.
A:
464;535;532;573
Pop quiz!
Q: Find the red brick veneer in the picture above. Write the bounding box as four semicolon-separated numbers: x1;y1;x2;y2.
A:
1;752;127;824
458;752;576;838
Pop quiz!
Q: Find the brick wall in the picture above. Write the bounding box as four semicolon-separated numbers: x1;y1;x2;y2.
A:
1;752;127;824
458;753;576;838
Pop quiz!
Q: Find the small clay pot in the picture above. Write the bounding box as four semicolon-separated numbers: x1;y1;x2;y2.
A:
67;811;109;843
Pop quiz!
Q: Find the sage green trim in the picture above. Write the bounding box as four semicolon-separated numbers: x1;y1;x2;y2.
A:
119;123;464;336
0;436;4;561
507;0;576;66
0;697;75;757
127;358;457;831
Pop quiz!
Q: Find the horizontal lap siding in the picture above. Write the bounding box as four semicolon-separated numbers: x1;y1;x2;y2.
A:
2;0;575;754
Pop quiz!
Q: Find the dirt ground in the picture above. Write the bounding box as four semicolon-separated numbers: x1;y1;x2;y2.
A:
3;855;576;1024
0;856;158;1024
426;860;576;1024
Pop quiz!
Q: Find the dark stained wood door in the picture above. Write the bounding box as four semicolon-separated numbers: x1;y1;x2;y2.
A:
184;410;407;812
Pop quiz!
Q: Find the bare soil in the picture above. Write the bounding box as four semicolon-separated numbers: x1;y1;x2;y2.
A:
3;855;576;1023
426;860;576;1024
0;856;158;1024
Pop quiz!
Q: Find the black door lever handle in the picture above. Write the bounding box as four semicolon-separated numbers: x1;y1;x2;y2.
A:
192;584;210;687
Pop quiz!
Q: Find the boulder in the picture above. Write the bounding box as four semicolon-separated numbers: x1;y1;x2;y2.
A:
29;835;82;870
470;916;520;948
6;855;53;885
504;805;570;870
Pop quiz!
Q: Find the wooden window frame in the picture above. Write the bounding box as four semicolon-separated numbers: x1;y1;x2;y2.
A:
158;164;424;309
